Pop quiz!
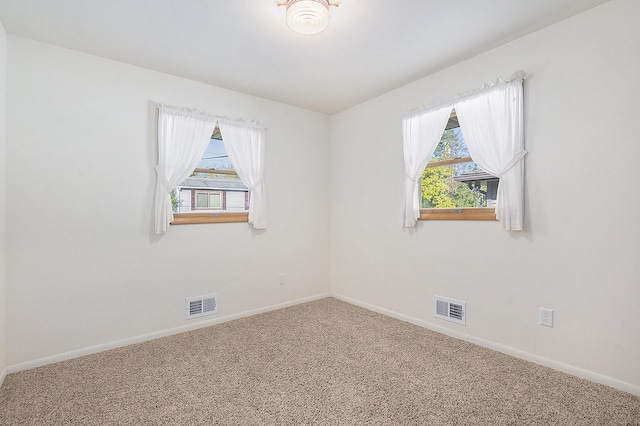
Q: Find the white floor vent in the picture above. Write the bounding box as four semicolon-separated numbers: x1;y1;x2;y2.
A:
434;296;466;325
186;294;217;320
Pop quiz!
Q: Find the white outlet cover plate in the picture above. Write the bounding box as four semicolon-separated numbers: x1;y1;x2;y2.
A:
540;308;554;327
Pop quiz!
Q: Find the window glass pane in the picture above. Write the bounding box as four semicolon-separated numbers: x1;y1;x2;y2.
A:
209;193;222;209
196;138;233;171
172;130;250;214
422;162;497;208
196;193;209;208
421;125;498;209
433;127;468;161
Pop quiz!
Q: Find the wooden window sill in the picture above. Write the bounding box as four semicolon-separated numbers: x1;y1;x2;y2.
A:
419;208;496;221
171;212;249;225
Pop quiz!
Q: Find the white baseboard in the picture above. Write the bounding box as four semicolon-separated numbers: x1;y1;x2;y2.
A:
0;367;6;387
9;292;638;397
332;293;640;397
7;293;330;374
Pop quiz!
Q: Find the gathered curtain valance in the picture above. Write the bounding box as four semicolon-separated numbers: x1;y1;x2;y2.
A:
402;71;527;230
153;104;267;234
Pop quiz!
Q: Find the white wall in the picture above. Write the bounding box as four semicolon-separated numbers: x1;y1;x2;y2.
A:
330;0;640;392
0;20;7;383
5;37;330;366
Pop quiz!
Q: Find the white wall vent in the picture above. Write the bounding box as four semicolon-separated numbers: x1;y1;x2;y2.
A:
186;294;218;320
434;296;466;325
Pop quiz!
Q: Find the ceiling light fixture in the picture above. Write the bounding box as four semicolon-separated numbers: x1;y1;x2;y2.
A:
277;0;339;35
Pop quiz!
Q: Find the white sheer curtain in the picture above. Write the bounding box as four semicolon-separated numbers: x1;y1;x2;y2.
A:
455;74;527;230
154;104;217;234
218;120;267;229
403;105;453;227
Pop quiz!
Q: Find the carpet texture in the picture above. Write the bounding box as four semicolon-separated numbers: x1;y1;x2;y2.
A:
1;297;639;425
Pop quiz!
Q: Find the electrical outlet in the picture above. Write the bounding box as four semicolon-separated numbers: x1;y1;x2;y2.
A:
278;273;286;285
540;308;553;327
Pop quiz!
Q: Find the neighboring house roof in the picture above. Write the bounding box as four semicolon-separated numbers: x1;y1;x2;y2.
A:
453;171;499;183
177;176;248;191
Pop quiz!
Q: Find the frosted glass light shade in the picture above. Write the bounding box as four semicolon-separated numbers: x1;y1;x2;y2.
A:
286;0;330;35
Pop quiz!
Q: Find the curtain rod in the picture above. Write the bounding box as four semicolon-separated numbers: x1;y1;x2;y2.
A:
155;103;266;131
403;70;527;120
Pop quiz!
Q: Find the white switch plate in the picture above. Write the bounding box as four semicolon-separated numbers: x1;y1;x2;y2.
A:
540;308;554;327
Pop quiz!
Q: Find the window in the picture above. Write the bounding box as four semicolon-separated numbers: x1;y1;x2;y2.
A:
171;127;250;225
402;73;525;230
420;111;497;221
195;191;222;209
154;105;267;233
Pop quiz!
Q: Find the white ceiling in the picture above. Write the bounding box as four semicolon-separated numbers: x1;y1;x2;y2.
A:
0;0;609;114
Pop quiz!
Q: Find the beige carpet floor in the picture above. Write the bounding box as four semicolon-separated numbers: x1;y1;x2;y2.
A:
1;297;639;425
